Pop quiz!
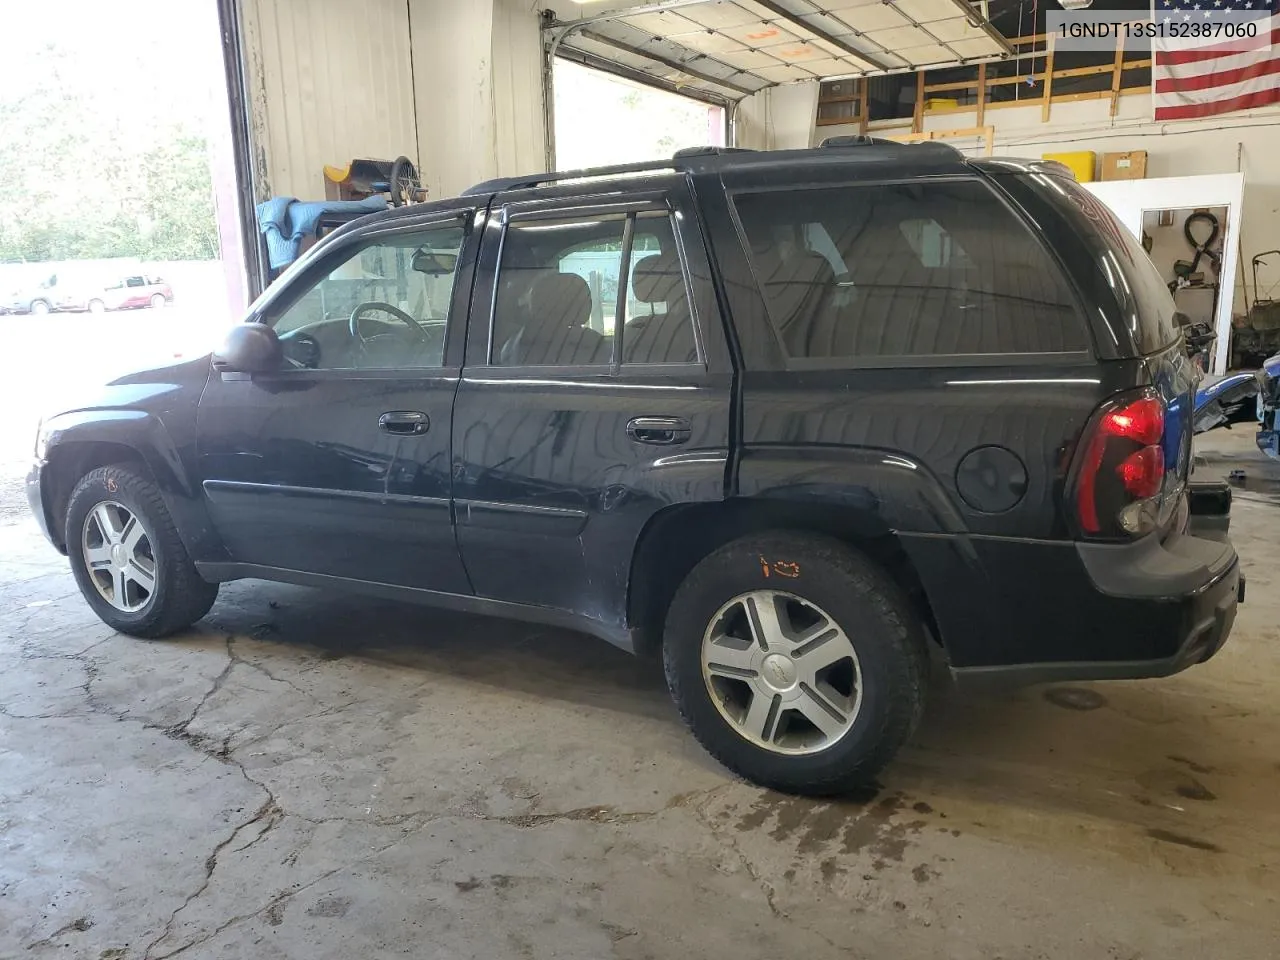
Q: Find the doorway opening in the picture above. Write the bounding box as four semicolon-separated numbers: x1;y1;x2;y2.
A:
553;61;726;171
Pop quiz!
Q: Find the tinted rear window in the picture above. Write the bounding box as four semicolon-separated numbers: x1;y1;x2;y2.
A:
1013;173;1179;356
732;179;1088;361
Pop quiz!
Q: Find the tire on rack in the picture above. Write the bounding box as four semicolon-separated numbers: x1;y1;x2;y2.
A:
663;531;927;796
65;464;219;638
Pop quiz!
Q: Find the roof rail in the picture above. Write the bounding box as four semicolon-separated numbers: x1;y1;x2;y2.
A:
464;157;679;196
463;146;760;196
820;134;963;158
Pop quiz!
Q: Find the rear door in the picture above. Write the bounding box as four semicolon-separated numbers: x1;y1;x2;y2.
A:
450;178;733;632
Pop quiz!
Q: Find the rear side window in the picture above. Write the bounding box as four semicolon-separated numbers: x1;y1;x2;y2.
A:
732;180;1088;361
491;210;698;367
1040;176;1179;355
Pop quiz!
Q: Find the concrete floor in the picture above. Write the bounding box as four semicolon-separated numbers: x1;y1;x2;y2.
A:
3;428;1280;958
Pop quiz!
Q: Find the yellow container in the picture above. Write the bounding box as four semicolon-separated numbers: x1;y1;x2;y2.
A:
925;98;959;111
1041;151;1096;182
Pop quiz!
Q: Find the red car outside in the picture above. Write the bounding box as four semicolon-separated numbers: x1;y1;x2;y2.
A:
92;275;174;312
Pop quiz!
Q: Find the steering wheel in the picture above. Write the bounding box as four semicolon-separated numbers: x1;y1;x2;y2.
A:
348;301;427;344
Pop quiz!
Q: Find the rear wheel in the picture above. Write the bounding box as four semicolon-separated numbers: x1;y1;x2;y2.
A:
88;299;105;314
663;532;927;795
66;464;218;637
30;300;50;315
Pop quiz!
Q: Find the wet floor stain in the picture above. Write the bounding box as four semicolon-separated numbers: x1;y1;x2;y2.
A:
1168;754;1215;775
1146;828;1222;853
1175;780;1217;802
735;791;927;870
911;863;937;884
1043;687;1108;711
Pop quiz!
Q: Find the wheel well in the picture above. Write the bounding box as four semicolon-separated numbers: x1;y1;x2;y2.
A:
43;442;151;549
627;499;941;659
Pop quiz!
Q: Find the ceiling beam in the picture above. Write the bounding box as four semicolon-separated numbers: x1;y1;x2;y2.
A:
942;0;1016;57
550;0;718;31
747;0;891;72
556;44;734;106
579;28;764;97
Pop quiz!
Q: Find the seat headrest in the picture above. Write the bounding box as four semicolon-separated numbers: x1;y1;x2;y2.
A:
631;253;684;303
529;272;592;329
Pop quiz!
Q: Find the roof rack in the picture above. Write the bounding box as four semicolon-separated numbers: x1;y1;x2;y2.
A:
463;139;961;196
462;146;757;196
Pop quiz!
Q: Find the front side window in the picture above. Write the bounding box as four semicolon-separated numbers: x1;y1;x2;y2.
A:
269;224;465;370
491;210;698;367
733;180;1087;361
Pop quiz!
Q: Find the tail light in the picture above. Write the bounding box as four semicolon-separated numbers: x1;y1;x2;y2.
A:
1073;390;1167;538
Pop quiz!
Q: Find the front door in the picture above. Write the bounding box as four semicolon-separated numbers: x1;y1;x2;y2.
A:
196;207;477;594
451;179;734;632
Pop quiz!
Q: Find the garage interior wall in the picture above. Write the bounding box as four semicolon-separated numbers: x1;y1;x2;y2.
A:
410;0;545;200
820;98;1280;324
736;82;819;152
239;0;419;200
239;0;545;203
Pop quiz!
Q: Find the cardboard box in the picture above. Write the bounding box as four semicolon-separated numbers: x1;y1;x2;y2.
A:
1101;150;1148;180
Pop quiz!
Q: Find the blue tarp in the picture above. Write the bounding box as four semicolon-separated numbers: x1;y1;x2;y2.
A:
256;196;388;270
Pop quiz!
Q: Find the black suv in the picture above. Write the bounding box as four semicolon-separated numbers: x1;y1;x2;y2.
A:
27;142;1242;795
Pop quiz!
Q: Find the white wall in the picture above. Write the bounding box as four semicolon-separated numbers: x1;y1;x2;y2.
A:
240;0;546;203
409;0;546;199
736;82;819;151
240;0;418;200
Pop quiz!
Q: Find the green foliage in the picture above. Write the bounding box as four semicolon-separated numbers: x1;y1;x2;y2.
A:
0;40;218;263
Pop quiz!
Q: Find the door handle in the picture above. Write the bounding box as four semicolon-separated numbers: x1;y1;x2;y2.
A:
626;416;691;445
378;410;429;436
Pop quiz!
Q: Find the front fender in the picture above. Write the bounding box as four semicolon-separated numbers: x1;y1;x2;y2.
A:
39;410;224;561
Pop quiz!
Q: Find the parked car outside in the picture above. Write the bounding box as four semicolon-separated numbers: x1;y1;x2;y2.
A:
100;275;174;311
7;274;60;314
26;142;1244;795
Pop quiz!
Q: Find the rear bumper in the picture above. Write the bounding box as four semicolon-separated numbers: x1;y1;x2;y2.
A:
949;482;1241;689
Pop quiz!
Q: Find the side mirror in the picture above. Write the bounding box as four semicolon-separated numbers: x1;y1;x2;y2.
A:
214;323;282;375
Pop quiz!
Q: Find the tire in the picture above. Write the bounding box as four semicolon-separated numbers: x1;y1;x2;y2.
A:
88;299;105;314
663;532;927;796
150;293;166;309
65;464;218;638
30;300;50;315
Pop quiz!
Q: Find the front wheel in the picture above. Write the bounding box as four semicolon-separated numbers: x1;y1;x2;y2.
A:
663;532;927;795
30;300;50;315
65;464;218;637
88;299;106;314
150;293;166;309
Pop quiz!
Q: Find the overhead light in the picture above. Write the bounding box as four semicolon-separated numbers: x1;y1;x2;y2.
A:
1059;0;1093;8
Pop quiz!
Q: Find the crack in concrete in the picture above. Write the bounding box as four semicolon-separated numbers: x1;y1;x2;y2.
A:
691;792;786;920
141;796;278;960
145;820;443;960
10;624;735;957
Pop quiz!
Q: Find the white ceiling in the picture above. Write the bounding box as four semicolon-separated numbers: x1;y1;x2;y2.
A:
550;0;1013;104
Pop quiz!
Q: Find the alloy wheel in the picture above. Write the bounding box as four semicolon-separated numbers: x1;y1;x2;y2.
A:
700;590;863;756
82;501;157;612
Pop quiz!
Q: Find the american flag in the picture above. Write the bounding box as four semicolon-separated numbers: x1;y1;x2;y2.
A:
1153;0;1280;120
